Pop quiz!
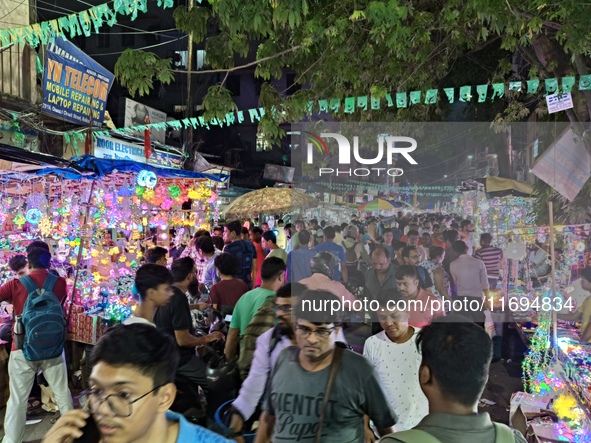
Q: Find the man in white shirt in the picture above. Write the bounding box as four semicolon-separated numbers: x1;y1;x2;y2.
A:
123;264;174;326
364;290;428;434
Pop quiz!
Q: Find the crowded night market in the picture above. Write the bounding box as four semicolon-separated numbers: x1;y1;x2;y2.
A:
1;0;591;442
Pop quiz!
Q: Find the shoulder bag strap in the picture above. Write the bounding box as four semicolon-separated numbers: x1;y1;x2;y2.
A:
19;276;39;295
385;429;443;443
42;273;58;292
493;422;517;443
268;326;282;358
314;344;345;443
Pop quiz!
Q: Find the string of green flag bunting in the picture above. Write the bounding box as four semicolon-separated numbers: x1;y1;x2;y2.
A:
314;181;457;195
0;0;173;49
60;75;591;145
1;0;587;144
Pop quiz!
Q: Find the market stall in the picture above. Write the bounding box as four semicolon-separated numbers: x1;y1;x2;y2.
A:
0;152;228;346
453;187;537;248
500;223;591;442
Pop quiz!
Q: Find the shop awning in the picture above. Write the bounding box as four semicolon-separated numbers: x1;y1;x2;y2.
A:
0;147;229;183
485;177;535;196
68;155;229;182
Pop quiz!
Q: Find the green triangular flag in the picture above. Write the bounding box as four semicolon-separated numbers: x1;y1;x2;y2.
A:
561;76;575;93
318;100;329;112
396;92;407;108
385;93;394;107
509;81;522;92
459;86;472;102
370;97;381;110
36;54;43;74
409;91;421;105
545;78;558;94
580;75;591;91
425;89;438;104
526;79;540;94
329;99;341;112
476;84;488;103
224;113;235;126
443;88;454;103
344;97;355;113
248;109;260;122
491;83;504;100
357;96;368;111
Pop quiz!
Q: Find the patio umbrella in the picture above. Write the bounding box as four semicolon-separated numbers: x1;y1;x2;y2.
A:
385;200;416;210
225;187;318;218
358;198;395;212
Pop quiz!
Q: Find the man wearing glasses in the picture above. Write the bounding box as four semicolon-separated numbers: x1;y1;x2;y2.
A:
228;283;307;438
255;290;396;443
41;324;229;442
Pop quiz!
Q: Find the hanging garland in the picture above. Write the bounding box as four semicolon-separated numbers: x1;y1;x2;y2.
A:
0;0;173;49
59;75;591;144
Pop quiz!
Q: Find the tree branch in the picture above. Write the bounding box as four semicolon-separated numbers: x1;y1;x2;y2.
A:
281;47;330;95
220;71;230;88
172;45;303;75
465;36;501;56
573;54;591;120
518;12;561;31
504;1;561;31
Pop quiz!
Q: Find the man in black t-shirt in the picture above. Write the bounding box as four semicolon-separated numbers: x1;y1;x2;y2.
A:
154;257;223;392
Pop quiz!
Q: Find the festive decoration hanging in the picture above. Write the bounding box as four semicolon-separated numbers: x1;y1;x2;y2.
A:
65;75;591;142
0;0;173;49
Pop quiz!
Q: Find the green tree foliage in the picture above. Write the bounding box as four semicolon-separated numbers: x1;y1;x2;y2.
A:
113;0;591;221
115;1;591;128
114;49;175;97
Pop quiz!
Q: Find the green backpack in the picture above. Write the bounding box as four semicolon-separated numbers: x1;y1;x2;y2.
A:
237;296;276;380
388;422;517;443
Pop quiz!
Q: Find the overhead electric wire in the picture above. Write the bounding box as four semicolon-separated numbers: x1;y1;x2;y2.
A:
86;35;188;56
0;0;28;22
35;0;178;37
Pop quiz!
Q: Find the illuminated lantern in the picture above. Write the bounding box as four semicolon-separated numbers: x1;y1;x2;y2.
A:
136;170;158;189
168;185;181;199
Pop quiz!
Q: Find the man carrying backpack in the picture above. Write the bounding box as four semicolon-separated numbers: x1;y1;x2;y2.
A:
381;315;526;443
228;283;307;438
0;247;73;443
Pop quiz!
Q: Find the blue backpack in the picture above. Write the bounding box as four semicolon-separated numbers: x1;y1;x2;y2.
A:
19;274;66;361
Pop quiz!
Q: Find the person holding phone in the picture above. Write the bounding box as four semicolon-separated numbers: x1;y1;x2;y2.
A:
41;324;230;443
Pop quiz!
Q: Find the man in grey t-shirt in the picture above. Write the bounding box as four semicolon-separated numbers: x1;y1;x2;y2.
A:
256;290;396;442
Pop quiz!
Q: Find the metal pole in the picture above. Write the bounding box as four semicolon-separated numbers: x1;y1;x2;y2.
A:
185;0;194;147
66;180;96;324
548;201;558;349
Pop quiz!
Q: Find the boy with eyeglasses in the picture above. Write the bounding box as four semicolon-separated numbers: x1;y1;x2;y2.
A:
41;324;229;443
255;290;396;443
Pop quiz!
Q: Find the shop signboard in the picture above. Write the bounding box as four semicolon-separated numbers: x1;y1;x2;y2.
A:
94;135;182;169
42;37;114;126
